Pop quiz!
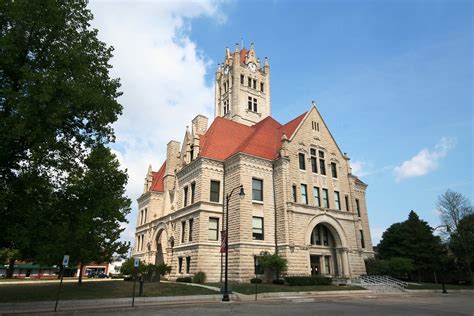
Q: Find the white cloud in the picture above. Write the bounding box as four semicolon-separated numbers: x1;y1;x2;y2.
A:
350;160;369;177
88;1;224;245
393;137;455;182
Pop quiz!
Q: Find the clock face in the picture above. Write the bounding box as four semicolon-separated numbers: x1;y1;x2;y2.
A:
248;62;257;72
224;66;230;75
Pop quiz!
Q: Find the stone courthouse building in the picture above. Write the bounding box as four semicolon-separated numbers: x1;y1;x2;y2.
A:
133;43;373;281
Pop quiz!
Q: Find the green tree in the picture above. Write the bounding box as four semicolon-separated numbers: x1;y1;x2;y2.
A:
62;146;130;284
378;211;446;280
259;251;288;281
0;0;125;274
449;214;474;285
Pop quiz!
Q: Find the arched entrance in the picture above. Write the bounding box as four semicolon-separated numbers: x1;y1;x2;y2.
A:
309;223;338;276
153;226;169;265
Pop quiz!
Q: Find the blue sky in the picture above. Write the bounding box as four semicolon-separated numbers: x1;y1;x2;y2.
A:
89;0;472;245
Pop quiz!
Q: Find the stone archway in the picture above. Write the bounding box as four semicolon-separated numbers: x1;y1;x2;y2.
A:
151;223;169;265
305;214;351;277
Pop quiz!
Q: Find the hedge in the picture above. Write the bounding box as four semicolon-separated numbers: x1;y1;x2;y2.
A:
250;278;263;284
284;276;332;286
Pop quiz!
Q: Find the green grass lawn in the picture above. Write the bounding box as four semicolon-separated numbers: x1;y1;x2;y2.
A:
206;282;364;295
406;282;474;290
0;280;217;303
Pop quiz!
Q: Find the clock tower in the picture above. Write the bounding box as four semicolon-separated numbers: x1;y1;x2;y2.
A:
214;43;271;126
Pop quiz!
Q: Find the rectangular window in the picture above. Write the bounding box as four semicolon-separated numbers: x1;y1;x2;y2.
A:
248;77;252;87
292;185;297;202
298;153;306;170
186;257;191;273
240;74;244;84
260;82;264;92
310;149;317;173
301;184;308;204
324;256;331;274
356;198;361;217
360;230;365;249
334;191;341;210
183;186;188;207
311;225;321;245
313;187;320;207
189;218;194;242
248;96;252;111
253;79;257;89
254;256;264;274
181;221;186;243
210;180;220;202
190;182;195;204
208;217;219;241
253;98;257;112
345;196;350;212
323;226;329;246
252;216;264;240
331;162;337;178
178;257;183;273
252;178;263;201
322;188;329;208
319;151;326;175
144;208;147;223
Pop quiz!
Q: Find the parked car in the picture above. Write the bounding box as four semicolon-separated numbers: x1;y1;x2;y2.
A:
97;272;109;278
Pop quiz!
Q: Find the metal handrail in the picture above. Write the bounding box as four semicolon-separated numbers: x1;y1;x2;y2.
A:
353;275;408;292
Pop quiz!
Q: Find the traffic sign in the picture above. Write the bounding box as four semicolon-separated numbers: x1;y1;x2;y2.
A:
62;255;69;267
134;258;140;268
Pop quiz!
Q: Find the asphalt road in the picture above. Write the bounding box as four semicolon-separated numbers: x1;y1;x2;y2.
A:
48;293;473;316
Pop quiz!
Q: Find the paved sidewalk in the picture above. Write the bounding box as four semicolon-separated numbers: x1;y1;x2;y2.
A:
0;290;379;314
2;284;471;315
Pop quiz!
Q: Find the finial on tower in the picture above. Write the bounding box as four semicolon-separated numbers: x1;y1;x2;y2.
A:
235;42;240;53
312;100;316;107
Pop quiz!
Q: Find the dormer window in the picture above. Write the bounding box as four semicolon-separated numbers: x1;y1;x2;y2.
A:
260;82;264;92
253;79;257;89
240;74;244;84
248;97;252;111
253;98;257;112
248;77;251;87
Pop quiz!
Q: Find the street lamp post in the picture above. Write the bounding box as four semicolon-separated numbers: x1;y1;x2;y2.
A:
433;224;451;294
222;184;245;302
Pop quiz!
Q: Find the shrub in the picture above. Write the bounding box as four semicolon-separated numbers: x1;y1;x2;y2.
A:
284;276;332;286
124;276;133;281
259;251;288;280
272;279;285;285
250;278;263;284
176;277;192;283
192;271;206;284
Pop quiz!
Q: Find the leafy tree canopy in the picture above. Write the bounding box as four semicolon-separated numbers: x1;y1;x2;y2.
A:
0;0;129;274
377;211;446;272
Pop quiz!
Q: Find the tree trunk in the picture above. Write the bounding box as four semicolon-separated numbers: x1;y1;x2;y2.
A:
466;261;473;286
78;263;84;286
6;259;14;278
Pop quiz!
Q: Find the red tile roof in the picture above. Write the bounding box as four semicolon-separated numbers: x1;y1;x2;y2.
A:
240;48;247;63
150;161;166;192
149;112;307;192
199;113;307;161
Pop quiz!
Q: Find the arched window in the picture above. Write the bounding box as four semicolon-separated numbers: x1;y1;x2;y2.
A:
310;224;334;247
